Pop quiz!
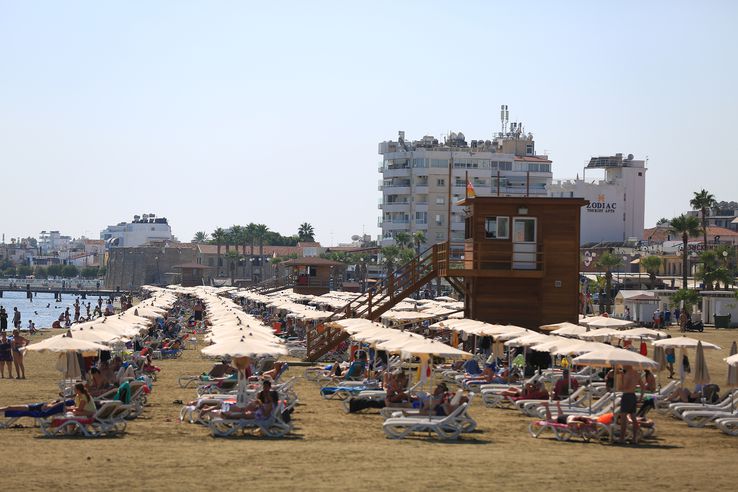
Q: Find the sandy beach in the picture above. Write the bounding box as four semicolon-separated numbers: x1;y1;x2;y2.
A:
0;326;736;491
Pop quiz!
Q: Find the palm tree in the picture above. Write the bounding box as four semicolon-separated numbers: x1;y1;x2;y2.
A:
596;251;622;313
269;256;283;279
381;245;400;278
394;231;411;249
245;223;257;282
211;228;226;277
298;222;315;242
254;224;269;282
670;214;701;289
640;255;663;290
224;250;240;285
690;189;717;250
192;231;209;244
412;231;427;256
230;225;243;255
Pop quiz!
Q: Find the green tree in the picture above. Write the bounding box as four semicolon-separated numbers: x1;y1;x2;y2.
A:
412;231;427;256
596;251;623;313
254;224;270;282
192;231;209;243
16;264;33;277
61;264;79;278
394;231;411;249
224;250;240;284
81;266;99;279
381;245;400;277
98;266;107;277
46;264;63;278
640;255;663;290
211;227;226;276
690;189;717;250
298;222;315;242
671;288;700;312
33;265;47;279
269;256;283;279
670;214;701;289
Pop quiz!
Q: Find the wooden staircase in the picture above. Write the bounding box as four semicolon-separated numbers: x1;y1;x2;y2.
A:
305;244;443;361
245;275;294;295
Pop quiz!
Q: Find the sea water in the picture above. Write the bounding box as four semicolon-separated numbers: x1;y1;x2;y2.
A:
0;291;104;330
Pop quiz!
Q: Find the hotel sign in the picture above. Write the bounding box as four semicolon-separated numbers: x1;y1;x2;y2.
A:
586;194;617;214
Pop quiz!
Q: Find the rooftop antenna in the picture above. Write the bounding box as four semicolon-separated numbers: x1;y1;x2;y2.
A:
500;105;509;134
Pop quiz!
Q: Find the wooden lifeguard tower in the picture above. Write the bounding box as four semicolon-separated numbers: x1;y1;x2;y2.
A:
281;257;345;296
449;196;588;327
172;263;210;287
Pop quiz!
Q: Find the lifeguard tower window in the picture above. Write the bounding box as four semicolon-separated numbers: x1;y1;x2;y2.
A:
485;217;510;239
308;266;317;277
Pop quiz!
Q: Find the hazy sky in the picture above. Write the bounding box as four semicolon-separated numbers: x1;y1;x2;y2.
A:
1;1;736;245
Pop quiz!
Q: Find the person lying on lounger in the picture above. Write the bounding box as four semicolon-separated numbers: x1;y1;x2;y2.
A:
221;381;278;420
208;360;236;378
501;381;549;401
542;401;613;426
385;372;414;407
0;399;72;414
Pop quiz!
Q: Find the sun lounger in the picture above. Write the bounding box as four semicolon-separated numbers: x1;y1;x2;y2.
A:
714;416;738;436
40;401;130;437
528;418;610;442
1;400;73;429
382;402;469;440
209;401;293;438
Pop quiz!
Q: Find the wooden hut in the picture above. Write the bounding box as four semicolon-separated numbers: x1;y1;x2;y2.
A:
281;257;345;295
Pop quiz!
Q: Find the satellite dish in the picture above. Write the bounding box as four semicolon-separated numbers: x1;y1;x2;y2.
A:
351;235;360;241
627;154;634;160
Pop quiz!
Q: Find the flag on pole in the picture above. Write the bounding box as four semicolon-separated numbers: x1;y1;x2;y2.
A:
466;179;476;198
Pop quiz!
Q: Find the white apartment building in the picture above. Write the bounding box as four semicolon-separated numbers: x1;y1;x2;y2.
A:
38;230;72;254
100;213;173;249
378;119;552;246
548;153;646;245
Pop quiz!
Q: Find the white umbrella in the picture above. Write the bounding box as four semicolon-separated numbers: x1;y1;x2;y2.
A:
578;328;623;340
616;328;667;340
652;337;721;350
201;334;287;358
26;334;109;353
544;322;588;336
585;317;634;329
693;340;710;386
573;347;659;371
725;342;738;415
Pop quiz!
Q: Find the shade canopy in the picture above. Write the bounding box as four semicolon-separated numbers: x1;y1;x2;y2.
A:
201;334;287;358
26;334;109;353
652;337;721;350
544;322;588;336
573;347;659;370
616;328;668;340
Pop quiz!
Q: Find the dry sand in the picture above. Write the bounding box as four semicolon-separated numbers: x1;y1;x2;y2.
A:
1;328;738;491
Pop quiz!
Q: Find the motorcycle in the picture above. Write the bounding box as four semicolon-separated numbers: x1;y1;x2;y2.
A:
682;320;704;333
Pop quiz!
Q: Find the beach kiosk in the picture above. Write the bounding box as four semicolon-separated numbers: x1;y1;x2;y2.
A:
452;196;588;328
281;257;345;295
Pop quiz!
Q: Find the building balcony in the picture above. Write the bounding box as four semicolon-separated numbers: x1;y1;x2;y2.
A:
383;167;411;178
414;203;428;212
381;220;411;231
383;202;411;213
413;185;429;194
382;185;411;194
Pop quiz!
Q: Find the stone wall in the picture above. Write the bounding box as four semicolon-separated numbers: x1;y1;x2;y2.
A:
104;246;195;290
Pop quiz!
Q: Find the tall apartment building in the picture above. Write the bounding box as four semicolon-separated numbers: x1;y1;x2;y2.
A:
378;109;552;247
100;213;173;249
548;153;646;244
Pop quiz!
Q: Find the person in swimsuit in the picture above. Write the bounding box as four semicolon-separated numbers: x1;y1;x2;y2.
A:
11;329;29;379
71;383;97;417
617;365;643;445
0;331;14;378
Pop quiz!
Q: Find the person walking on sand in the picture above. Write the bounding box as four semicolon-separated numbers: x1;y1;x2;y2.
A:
0;306;7;332
11;329;28;379
617;365;643;445
0;331;14;379
12;307;21;330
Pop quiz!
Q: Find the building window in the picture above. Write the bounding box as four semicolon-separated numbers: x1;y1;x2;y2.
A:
499;162;512;171
436;178;445;186
485;217;510;239
513;218;536;242
435;214;443;225
435;197;445;205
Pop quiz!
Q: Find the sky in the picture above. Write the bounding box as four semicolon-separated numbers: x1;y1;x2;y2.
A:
1;0;737;245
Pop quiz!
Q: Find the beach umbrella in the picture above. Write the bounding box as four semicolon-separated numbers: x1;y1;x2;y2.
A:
67;327;123;344
26;334;109;353
586;317;634;329
578;328;622;340
617;328;667;340
55;352;82;380
726;342;738;415
693;341;711;386
544;322;588;336
652;337;721;350
573;348;659;371
201;334;287;359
